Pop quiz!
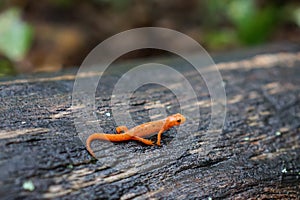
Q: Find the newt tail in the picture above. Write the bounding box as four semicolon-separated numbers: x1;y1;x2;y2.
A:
86;133;133;157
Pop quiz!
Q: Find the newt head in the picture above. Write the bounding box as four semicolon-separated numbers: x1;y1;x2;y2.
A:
166;113;186;127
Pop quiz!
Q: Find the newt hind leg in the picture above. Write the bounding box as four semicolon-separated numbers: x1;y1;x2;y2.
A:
116;126;129;134
132;136;154;145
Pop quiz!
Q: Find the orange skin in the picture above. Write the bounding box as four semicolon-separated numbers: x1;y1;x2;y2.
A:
86;113;186;158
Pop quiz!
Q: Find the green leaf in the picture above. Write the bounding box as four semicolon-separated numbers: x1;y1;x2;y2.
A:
204;29;238;50
227;1;279;45
293;7;300;27
227;0;255;26
0;8;33;61
0;58;16;77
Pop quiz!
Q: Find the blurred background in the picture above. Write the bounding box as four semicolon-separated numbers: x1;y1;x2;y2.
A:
0;0;299;77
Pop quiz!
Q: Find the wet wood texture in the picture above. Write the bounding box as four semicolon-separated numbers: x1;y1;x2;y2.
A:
0;43;300;199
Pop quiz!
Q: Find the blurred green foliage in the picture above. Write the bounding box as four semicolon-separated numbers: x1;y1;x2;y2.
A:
293;7;300;26
0;58;16;77
0;8;33;61
53;0;73;7
0;8;33;77
93;0;132;10
204;29;238;50
203;0;285;49
0;0;299;76
227;0;279;44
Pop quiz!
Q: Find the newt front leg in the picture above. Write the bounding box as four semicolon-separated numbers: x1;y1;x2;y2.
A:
116;126;128;133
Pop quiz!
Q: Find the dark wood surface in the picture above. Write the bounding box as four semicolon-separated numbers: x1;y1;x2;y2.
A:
0;43;300;199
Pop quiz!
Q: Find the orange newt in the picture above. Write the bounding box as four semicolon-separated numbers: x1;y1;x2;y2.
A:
86;113;186;157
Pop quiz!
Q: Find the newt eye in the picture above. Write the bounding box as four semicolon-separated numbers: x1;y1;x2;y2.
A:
176;119;181;123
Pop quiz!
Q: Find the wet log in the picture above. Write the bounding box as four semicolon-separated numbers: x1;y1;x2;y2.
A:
0;43;299;199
